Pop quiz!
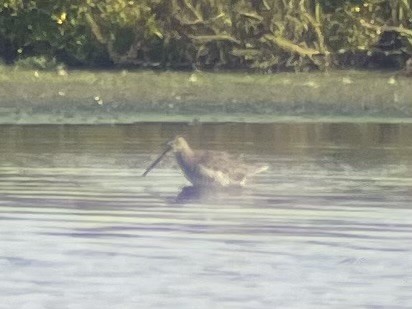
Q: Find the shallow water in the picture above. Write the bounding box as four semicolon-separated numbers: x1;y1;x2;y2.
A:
0;123;411;308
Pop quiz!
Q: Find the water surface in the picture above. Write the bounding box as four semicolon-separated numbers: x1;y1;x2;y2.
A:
1;123;411;308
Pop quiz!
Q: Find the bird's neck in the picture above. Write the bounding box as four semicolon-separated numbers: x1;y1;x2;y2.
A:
175;146;195;164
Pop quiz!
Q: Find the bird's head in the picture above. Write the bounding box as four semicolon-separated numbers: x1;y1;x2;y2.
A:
167;136;190;153
142;135;191;177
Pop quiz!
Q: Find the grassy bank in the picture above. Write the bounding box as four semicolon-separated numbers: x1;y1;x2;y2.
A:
0;67;411;124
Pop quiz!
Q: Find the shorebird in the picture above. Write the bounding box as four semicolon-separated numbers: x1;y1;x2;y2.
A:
142;136;268;187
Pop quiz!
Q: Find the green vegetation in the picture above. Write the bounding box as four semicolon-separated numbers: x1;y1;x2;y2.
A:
1;0;412;71
0;68;411;124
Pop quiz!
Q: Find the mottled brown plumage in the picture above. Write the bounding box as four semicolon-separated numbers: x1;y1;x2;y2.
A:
143;136;268;187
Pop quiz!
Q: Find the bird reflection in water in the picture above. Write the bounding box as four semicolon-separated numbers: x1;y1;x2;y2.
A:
175;186;204;203
174;185;244;204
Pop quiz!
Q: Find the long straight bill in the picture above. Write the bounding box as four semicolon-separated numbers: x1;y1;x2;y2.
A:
142;146;172;176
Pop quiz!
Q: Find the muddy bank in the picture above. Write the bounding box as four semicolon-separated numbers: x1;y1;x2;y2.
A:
0;67;411;124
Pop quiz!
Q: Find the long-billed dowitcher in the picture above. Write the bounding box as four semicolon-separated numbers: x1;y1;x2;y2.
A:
142;136;268;187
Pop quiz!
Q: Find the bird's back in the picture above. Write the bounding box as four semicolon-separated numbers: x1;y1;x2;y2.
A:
177;149;267;187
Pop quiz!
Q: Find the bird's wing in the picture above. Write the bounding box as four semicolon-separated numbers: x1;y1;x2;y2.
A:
195;150;250;183
197;165;234;186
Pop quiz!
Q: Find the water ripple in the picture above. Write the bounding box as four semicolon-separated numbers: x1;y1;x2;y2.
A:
1;123;412;308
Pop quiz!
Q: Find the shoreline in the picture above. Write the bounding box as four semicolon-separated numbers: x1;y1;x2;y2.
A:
1;113;412;125
1;68;411;124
